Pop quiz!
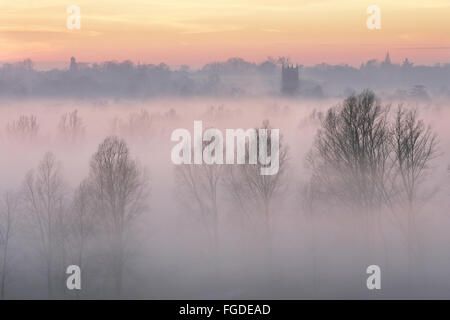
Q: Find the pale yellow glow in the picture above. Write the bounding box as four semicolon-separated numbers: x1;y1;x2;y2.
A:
1;0;450;66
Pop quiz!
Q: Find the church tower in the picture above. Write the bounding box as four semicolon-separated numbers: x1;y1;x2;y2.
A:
281;64;299;95
70;56;78;72
383;52;392;65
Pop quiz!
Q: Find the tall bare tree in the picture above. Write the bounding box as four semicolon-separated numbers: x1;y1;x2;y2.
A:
87;136;149;296
68;179;99;297
175;161;223;250
22;152;67;298
0;191;18;300
69;180;95;270
392;106;438;271
393;106;438;208
306;90;393;249
223;120;288;245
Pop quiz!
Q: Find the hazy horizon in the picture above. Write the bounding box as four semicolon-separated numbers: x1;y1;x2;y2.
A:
3;52;450;71
1;0;450;301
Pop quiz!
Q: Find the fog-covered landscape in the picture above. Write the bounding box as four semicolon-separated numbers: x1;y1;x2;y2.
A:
0;62;449;298
3;0;450;310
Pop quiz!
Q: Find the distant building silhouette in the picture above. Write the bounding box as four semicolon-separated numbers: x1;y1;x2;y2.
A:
384;52;391;65
281;64;299;95
402;58;413;68
70;56;78;72
381;51;392;68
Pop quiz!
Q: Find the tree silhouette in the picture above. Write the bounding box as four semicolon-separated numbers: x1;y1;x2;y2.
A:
22;152;67;298
307;90;391;214
0;191;18;299
86;136;149;296
175;154;223;250
392;106;438;271
223;120;288;246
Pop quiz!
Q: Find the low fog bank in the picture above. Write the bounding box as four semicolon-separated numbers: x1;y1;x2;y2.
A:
0;94;449;299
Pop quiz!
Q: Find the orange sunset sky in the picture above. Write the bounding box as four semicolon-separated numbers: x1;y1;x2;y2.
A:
1;0;450;68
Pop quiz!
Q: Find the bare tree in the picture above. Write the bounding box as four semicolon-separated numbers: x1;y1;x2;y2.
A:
175;160;223;250
393;106;438;208
86;136;149;296
69;180;95;270
306;90;392;247
67;179;99;297
223;120;288;245
60;180;98;298
22;152;67;298
0;191;18;300
58;110;85;144
6;115;39;141
392;106;438;271
299;182;319;293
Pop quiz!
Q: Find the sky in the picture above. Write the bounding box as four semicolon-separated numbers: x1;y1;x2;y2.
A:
1;0;450;68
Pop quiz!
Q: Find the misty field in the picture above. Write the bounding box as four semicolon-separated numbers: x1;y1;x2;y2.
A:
0;95;449;299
